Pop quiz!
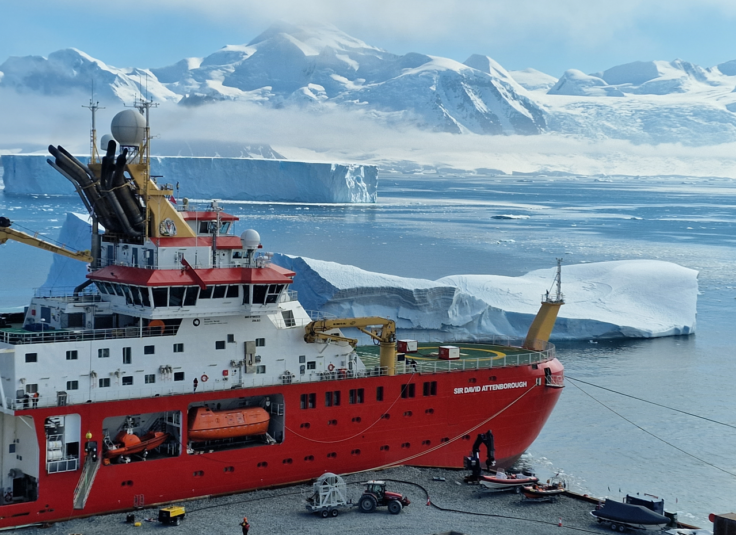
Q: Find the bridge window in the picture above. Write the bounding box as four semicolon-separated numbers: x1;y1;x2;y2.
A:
212;286;227;299
169;287;185;307
242;285;250;304
152;288;168;307
226;285;239;298
199;286;213;299
183;287;198;307
266;285;284;304
252;285;267;304
140;288;151;307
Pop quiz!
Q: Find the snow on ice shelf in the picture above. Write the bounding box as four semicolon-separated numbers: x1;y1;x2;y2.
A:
0;154;378;203
44;213;697;340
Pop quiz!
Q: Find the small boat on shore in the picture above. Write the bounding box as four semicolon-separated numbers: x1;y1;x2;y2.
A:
591;498;670;531
520;479;565;500
480;471;538;491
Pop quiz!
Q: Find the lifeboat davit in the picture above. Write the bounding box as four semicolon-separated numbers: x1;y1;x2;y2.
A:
188;406;270;441
104;430;169;459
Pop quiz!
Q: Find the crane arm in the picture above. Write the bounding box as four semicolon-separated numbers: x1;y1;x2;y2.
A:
304;317;396;347
0;218;93;263
304;316;398;376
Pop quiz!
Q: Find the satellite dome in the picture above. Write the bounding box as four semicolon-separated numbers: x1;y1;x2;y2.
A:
100;134;114;152
241;229;261;250
111;110;145;146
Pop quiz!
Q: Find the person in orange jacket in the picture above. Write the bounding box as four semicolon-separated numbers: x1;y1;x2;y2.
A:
240;517;250;535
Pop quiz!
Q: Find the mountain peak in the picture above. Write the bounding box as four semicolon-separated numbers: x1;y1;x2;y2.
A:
247;21;379;53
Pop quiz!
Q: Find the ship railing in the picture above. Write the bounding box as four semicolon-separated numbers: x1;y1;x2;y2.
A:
0;324;179;345
396;345;556;375
32;288;102;303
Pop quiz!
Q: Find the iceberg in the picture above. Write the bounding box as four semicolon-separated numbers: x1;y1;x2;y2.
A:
0;154;378;203
43;214;698;340
272;254;697;340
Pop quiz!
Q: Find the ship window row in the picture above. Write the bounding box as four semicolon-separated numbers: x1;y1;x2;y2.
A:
97;372;183;389
97;283;286;308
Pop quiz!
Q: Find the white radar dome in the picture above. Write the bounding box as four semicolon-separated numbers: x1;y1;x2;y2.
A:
241;229;261;250
111;109;145;146
99;134;114;152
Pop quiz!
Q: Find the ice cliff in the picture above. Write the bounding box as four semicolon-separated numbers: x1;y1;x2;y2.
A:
0;155;377;203
41;214;697;340
272;254;697;341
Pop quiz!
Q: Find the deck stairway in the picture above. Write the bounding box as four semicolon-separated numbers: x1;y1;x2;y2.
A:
73;454;100;509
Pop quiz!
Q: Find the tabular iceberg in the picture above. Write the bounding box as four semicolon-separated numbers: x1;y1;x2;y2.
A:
43;213;698;340
273;254;697;340
1;154;378;203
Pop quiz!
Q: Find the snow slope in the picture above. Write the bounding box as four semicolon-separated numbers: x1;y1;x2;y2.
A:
272;254;697;340
0;154;377;202
42;214;698;340
3;22;736;146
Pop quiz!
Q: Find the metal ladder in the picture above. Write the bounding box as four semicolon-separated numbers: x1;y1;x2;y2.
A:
72;454;100;510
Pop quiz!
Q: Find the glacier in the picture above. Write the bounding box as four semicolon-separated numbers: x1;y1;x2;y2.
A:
0;154;377;203
41;213;698;341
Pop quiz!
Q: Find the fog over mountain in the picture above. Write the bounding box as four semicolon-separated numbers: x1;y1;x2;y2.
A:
3;21;736;176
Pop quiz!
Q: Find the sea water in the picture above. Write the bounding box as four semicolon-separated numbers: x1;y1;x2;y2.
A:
1;172;734;527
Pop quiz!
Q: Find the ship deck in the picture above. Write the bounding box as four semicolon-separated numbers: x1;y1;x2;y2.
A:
356;342;552;374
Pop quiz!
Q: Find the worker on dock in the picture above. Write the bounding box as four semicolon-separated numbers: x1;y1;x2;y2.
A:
240;516;250;535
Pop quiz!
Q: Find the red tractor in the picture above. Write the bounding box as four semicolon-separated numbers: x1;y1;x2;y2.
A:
358;481;411;514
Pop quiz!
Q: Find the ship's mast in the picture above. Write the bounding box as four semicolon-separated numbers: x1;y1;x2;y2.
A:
83;97;104;266
82;97;104;166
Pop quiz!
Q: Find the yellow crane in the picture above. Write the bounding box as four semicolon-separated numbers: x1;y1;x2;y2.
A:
304;317;398;376
0;217;93;263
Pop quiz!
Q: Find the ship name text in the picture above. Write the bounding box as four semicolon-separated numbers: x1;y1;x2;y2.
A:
454;381;528;395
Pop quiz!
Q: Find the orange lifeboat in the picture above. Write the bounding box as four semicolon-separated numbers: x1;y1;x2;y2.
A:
188;406;270;441
104;430;169;459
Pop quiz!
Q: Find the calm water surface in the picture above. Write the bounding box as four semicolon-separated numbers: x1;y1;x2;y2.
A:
1;172;734;527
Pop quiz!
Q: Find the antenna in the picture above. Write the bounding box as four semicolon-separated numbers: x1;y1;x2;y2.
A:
82;81;104;164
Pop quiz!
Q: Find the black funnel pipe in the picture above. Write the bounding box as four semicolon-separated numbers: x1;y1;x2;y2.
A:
111;149;146;231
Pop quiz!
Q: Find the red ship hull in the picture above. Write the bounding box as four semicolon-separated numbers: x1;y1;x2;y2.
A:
0;359;562;528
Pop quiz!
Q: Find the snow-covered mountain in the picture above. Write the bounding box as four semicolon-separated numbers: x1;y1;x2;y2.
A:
3;22;736;145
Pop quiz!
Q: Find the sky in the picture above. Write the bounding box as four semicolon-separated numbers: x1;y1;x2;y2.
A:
2;0;736;76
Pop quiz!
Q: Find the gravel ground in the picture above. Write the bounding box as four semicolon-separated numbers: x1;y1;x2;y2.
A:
16;467;633;535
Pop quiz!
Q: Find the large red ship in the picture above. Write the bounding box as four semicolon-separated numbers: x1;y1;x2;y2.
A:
0;102;564;529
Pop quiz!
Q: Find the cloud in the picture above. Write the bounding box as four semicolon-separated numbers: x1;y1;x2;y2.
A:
4;90;736;179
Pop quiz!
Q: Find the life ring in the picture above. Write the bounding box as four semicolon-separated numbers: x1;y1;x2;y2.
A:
193;319;200;327
200;374;208;382
149;319;165;334
327;363;335;372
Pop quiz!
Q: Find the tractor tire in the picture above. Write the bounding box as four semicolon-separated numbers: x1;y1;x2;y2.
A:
359;494;377;513
388;500;403;515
